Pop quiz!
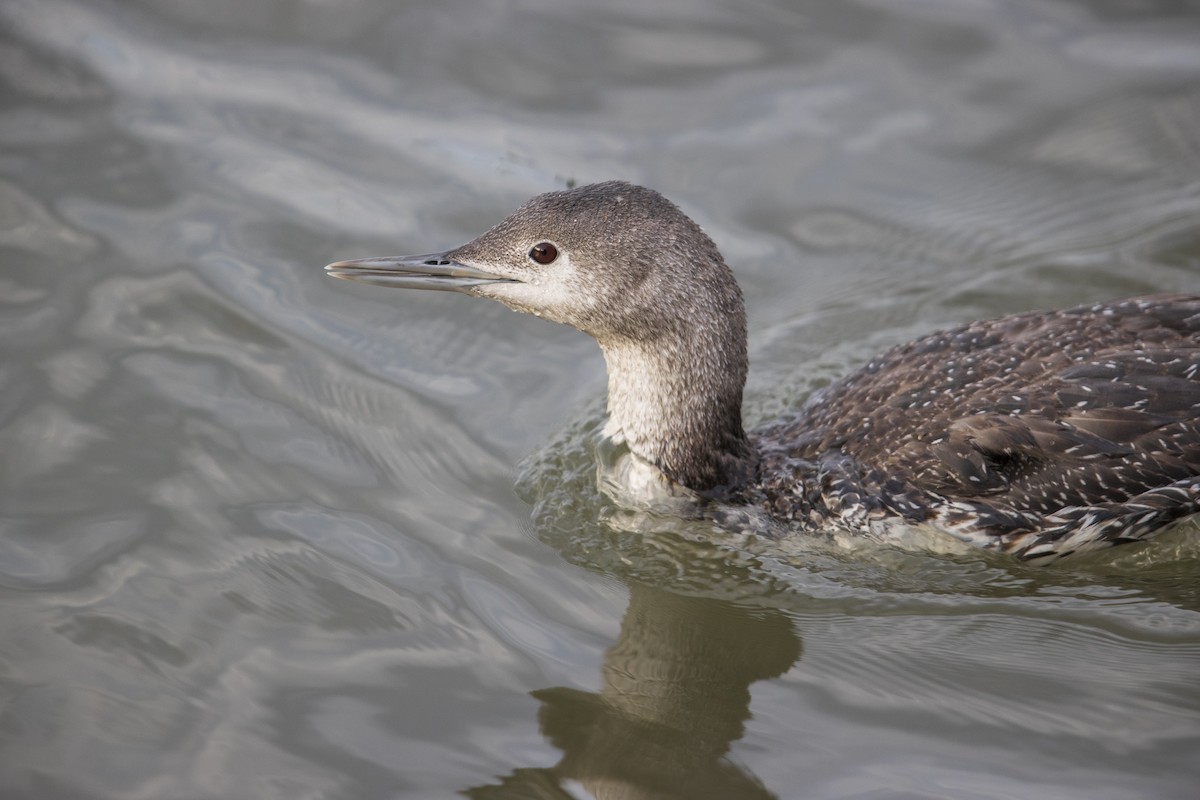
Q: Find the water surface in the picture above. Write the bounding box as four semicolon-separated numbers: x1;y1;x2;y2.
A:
2;1;1199;798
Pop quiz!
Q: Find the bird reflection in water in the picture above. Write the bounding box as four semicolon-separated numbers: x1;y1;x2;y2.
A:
464;584;801;799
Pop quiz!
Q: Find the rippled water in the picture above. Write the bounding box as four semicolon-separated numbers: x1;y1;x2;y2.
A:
3;0;1200;797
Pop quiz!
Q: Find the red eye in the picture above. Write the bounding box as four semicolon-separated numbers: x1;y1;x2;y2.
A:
529;242;558;265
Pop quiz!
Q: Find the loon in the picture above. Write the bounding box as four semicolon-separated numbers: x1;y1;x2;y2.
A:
326;181;1200;561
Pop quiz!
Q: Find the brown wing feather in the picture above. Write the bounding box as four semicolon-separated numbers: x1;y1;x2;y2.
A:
776;295;1200;520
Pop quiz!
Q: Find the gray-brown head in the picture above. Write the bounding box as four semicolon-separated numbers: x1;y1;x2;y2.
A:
327;181;755;494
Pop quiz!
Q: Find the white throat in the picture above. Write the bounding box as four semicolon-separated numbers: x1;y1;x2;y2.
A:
599;341;681;465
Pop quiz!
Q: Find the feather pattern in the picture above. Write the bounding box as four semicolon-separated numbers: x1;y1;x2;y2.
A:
749;295;1200;560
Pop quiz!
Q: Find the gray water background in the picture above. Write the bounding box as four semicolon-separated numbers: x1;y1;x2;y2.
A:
2;1;1200;798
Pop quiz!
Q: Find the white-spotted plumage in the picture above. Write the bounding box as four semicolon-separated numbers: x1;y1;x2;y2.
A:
748;295;1200;560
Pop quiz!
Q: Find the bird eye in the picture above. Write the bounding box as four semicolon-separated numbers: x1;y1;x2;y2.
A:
529;242;558;265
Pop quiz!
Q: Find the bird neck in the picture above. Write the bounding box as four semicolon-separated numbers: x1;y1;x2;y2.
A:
598;324;755;496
